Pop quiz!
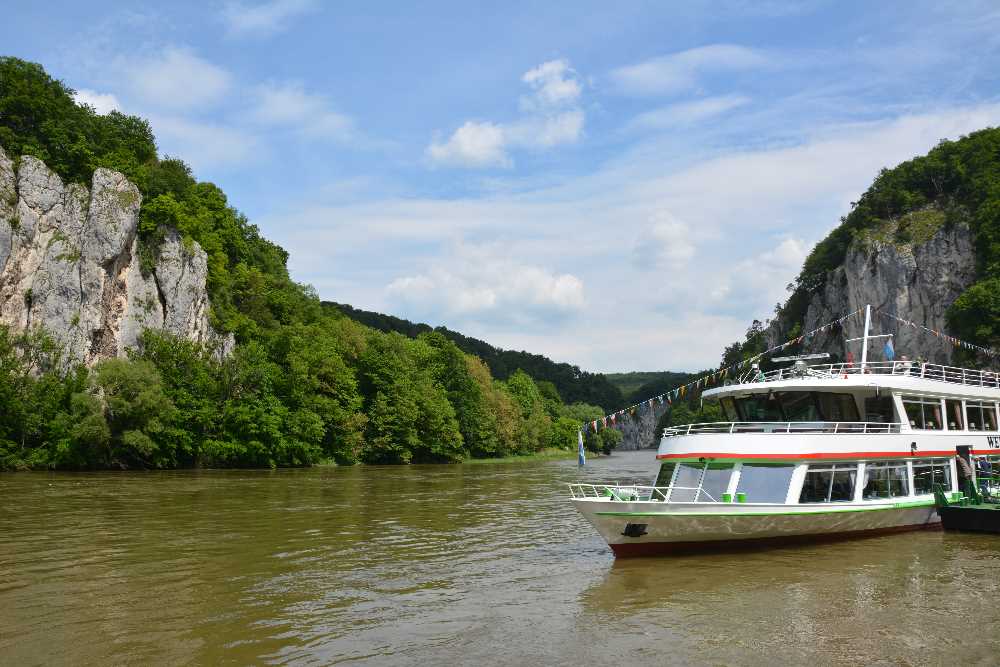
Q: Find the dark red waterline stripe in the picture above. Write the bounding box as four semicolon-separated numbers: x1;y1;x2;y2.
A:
609;522;942;557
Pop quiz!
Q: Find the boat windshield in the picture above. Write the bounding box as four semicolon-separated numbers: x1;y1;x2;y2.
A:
730;391;860;422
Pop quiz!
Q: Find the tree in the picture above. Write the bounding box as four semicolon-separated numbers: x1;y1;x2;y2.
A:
90;358;179;468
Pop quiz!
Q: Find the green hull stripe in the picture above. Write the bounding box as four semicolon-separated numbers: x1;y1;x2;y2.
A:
593;500;935;518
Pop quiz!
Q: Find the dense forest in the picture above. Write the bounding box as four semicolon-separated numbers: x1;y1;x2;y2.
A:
0;57;610;470
328;301;623;408
721;127;1000;369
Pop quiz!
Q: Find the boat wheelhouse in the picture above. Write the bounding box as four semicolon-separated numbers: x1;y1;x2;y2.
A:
570;344;1000;556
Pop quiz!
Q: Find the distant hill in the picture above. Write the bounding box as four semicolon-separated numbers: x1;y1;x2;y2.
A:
604;372;662;397
325;301;624;409
606;371;702;405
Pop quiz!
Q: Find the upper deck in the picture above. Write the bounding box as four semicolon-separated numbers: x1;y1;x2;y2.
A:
660;360;1000;462
703;360;1000;402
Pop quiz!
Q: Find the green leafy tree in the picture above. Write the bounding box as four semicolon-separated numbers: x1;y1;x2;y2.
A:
90;358;180;468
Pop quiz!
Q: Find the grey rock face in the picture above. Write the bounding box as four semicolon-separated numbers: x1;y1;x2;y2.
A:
0;145;231;366
766;221;977;364
617;400;669;451
0;148;15;274
621;220;978;451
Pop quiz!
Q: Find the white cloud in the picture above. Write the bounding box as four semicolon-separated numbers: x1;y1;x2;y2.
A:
148;115;259;169
272;103;1000;371
124;47;232;111
385;245;585;325
713;237;810;308
507;110;585;149
634;212;697;268
427;121;510;168
628;95;750;131
251;81;354;141
427;59;585;169
521;59;582;110
221;0;317;36
611;44;768;96
73;89;120;115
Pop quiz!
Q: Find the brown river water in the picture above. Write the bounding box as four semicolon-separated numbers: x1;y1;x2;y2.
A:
3;449;1000;666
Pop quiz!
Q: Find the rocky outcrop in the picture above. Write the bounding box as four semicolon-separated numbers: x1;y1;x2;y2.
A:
617;401;669;451
0;146;232;366
767;219;977;364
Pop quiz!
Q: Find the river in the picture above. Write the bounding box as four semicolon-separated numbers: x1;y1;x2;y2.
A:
2;450;1000;665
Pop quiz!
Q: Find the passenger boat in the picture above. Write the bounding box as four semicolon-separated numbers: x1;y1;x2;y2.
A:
570;306;1000;556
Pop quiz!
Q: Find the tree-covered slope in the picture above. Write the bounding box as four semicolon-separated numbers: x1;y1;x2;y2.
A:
0;57;606;470
326;302;624;408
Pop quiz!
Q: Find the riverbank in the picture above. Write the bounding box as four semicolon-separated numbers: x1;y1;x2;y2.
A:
2;447;602;472
461;447;588;464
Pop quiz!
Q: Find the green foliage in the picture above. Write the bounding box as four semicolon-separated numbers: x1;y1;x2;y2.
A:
0;58;599;470
0;57;155;187
949;278;1000;362
328;301;623;408
90;358;179;468
583;426;622;455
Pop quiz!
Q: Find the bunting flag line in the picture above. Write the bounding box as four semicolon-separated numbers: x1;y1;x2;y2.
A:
874;309;997;358
577;307;868;434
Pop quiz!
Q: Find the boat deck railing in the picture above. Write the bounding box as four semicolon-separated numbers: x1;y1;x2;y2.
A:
567;483;713;503
752;361;1000;388
663;421;902;437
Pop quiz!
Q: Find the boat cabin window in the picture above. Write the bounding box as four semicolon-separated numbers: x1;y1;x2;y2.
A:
735;463;794;503
815;393;860;422
669;462;734;502
799;463;857;503
776;392;821;422
945;400;964;430
699;463;734;502
670;463;704;501
654;462;676;488
734;394;783;422
862;461;909;499
902;396;943;430
966;401;998;432
731;391;859;422
912;459;952;495
864;396;895;423
720;397;739;421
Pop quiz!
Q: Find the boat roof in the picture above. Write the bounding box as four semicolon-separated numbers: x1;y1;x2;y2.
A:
703;360;1000;401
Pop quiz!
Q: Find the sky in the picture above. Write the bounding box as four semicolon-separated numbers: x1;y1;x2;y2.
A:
4;1;1000;373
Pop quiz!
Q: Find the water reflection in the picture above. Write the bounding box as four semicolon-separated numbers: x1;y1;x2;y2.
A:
2;452;999;665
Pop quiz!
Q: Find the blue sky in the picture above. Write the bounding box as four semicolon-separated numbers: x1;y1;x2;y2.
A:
4;1;1000;372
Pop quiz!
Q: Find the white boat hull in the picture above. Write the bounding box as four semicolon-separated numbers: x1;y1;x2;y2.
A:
572;498;940;556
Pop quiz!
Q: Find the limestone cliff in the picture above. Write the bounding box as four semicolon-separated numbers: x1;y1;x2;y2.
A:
0;146;231;365
766;216;977;364
617;401;669;451
618;217;978;452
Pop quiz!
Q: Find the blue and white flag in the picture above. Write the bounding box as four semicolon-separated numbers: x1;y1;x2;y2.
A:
884;338;895;361
578;430;586;467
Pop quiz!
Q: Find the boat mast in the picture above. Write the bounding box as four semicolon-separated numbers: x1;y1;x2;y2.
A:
860;304;871;370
